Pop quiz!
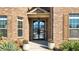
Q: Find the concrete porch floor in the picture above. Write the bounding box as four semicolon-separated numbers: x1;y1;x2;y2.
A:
29;40;51;51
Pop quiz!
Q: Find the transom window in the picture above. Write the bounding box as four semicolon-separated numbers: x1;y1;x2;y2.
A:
17;17;23;37
69;13;79;38
0;16;7;37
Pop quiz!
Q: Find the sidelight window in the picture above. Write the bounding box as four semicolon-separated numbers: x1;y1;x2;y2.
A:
17;17;23;37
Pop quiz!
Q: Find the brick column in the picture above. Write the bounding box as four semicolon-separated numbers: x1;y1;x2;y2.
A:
53;8;63;48
63;14;69;40
10;15;17;40
7;15;13;40
23;15;29;41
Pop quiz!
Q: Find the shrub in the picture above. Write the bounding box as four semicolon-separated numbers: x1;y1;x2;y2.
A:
23;40;28;44
60;40;79;51
0;40;22;51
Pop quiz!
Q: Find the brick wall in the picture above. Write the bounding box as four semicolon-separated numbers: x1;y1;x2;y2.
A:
53;7;79;48
1;7;79;48
0;7;29;41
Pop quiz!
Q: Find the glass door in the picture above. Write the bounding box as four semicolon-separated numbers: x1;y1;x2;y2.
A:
33;20;45;40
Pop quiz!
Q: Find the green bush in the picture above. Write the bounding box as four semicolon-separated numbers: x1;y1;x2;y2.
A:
0;40;22;51
60;40;79;51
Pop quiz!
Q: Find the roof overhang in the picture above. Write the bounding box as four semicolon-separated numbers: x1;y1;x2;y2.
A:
27;7;50;18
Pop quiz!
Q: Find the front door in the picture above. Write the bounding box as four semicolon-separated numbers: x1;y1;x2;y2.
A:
33;19;45;40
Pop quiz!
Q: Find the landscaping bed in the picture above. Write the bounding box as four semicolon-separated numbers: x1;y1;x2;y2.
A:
0;39;22;51
60;40;79;51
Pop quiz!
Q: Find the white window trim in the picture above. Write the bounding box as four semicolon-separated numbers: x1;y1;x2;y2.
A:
69;38;79;40
69;17;79;19
69;28;79;29
0;28;7;29
17;19;23;21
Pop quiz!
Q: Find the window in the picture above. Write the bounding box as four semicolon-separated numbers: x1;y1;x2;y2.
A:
0;16;7;37
17;17;23;37
69;13;79;38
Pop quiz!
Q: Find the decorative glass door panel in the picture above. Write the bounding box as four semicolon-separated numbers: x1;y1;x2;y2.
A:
33;20;45;40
